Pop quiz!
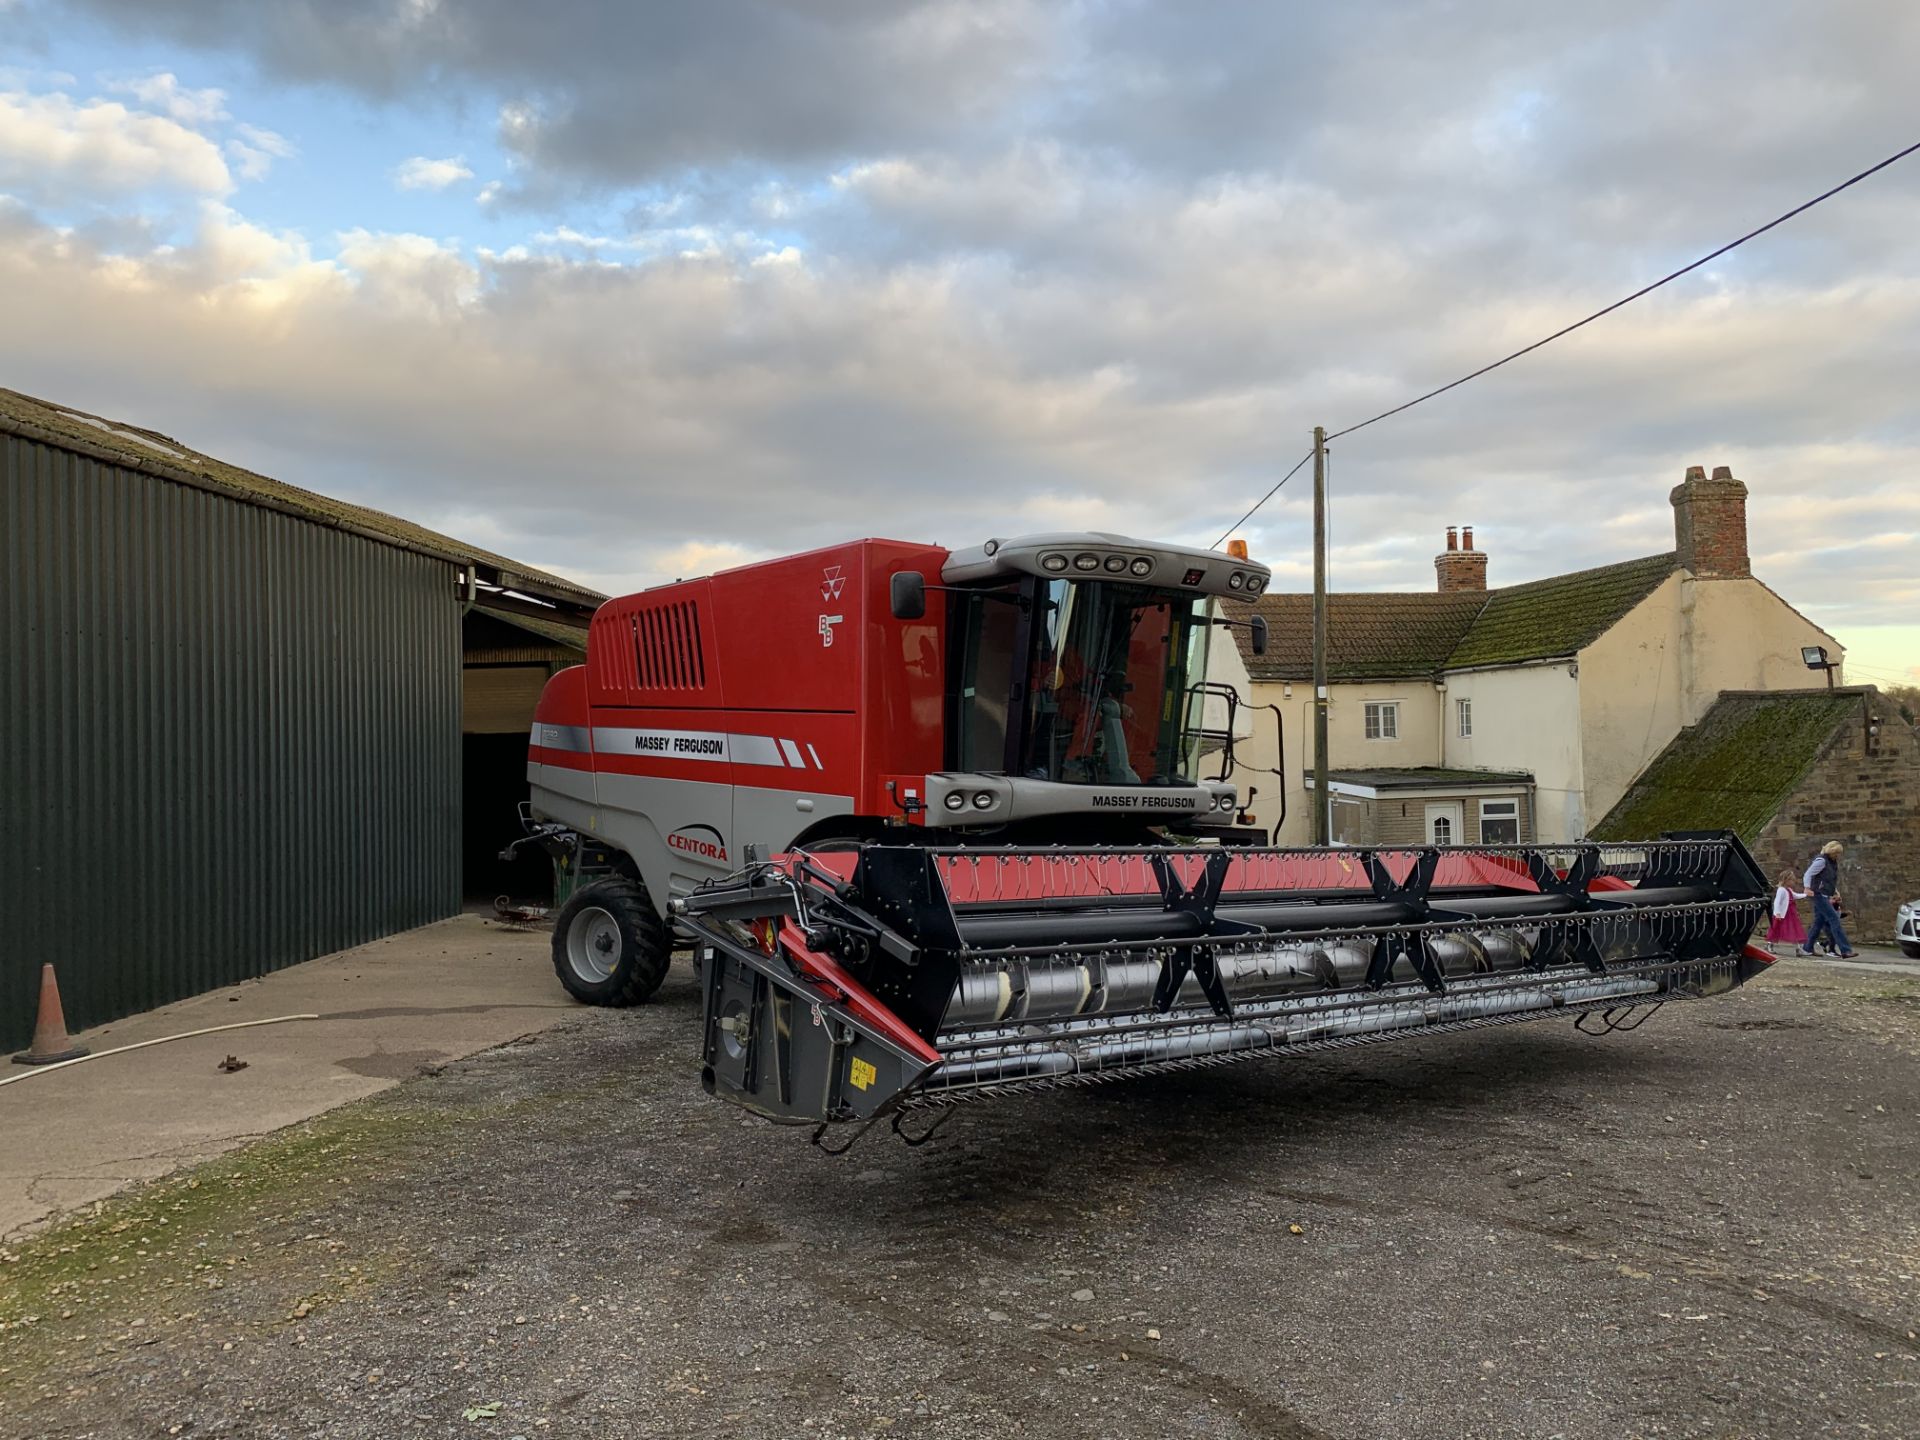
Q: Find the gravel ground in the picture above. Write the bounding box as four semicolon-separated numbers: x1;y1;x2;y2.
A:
4;957;1917;1439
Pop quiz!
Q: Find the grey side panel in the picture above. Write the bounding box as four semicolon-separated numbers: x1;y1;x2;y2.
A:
925;772;1236;827
732;784;858;854
0;432;461;1050
530;765;856;923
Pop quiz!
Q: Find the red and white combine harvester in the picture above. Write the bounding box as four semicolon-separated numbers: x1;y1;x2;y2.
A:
522;532;1772;1140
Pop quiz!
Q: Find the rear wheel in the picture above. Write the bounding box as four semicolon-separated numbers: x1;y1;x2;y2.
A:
552;878;671;1006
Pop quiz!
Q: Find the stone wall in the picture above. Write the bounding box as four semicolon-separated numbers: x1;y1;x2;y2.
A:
1754;692;1920;942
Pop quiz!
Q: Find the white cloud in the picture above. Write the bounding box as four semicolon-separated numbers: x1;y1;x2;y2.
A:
0;89;231;198
234;123;294;157
9;2;1920;639
391;155;474;191
108;72;228;125
227;124;295;182
532;225;618;250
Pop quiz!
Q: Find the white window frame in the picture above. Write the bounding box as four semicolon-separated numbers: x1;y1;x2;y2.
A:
1456;697;1472;738
1363;701;1399;741
1479;798;1521;844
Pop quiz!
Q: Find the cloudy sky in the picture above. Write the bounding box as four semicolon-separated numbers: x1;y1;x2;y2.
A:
2;1;1915;682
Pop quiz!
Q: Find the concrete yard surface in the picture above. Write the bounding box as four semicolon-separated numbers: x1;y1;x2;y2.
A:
0;915;575;1240
2;952;1917;1439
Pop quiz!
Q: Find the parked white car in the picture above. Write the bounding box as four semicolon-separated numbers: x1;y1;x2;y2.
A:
1900;899;1920;959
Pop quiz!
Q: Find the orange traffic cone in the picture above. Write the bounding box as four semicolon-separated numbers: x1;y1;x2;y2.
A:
11;963;90;1066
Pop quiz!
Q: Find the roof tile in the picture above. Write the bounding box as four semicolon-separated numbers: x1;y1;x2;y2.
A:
1231;552;1677;679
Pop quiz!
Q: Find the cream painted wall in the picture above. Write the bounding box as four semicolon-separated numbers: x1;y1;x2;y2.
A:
1686;580;1841;718
1242;678;1444;844
1232;572;1841;847
1577;574;1841;827
1440;662;1585;839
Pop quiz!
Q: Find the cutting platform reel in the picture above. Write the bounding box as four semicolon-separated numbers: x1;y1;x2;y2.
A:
676;833;1773;1131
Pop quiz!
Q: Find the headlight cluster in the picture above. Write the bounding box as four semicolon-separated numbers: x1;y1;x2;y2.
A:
1211;792;1235;810
1226;570;1267;594
1040;551;1157;578
942;789;1000;812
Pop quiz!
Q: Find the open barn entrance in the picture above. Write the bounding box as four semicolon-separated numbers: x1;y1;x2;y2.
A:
462;605;589;906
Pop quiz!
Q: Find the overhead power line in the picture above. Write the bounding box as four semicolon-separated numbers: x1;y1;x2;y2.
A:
1215;135;1920;546
1214;449;1314;548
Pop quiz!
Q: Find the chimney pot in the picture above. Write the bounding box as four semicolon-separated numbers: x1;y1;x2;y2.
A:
1461;525;1475;551
1684;464;1706;481
1710;464;1733;481
1435;528;1489;592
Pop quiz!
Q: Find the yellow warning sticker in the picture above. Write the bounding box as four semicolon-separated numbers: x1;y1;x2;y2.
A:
849;1057;877;1091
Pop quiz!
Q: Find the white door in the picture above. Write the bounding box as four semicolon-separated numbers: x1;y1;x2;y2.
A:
1424;801;1463;847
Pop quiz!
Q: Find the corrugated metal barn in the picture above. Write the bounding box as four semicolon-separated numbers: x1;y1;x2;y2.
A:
1;388;601;1051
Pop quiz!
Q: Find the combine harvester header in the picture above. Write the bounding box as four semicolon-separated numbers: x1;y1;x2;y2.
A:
678;835;1771;1137
519;529;1775;1144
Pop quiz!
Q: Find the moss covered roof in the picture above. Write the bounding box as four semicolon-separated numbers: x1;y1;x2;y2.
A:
0;387;604;611
1443;552;1676;669
1231;552;1677;680
1230;591;1488;680
1591;690;1857;844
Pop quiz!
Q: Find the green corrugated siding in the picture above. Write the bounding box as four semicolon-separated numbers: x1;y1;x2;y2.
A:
1;433;463;1051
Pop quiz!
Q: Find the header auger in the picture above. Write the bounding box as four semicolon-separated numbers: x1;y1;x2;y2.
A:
520;530;1776;1142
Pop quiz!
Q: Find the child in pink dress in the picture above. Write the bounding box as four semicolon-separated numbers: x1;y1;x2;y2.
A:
1766;869;1808;953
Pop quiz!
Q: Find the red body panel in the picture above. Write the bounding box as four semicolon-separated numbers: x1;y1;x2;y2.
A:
530;665;591;767
533;538;948;822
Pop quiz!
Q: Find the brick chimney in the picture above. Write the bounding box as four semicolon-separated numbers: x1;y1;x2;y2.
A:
1435;523;1488;592
1670;464;1750;578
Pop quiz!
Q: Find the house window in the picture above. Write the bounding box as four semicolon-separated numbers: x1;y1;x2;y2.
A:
1480;799;1521;845
1457;698;1472;738
1363;702;1399;740
1431;815;1453;845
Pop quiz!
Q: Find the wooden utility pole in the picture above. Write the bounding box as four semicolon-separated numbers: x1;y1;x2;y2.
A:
1311;425;1329;845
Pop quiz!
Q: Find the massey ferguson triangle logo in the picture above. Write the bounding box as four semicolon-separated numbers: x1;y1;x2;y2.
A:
667;824;728;864
821;565;847;601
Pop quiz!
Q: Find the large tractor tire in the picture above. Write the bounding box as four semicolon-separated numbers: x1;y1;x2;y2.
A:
552;878;672;1006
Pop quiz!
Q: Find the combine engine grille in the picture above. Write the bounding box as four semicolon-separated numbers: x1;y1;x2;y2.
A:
677;834;1772;1129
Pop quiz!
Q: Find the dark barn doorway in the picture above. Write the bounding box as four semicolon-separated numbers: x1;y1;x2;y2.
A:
462;607;591;906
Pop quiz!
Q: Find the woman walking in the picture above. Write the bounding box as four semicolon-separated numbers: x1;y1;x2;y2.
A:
1766;868;1807;955
1799;840;1858;959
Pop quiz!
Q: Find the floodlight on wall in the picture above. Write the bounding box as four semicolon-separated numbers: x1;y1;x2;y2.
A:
1801;645;1838;689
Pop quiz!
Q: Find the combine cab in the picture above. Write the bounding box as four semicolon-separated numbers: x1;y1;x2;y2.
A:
522;530;1773;1139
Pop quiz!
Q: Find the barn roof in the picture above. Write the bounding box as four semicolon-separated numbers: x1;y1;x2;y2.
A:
0;386;604;613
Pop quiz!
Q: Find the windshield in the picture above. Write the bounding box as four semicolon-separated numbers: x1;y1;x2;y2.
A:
953;578;1214;784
